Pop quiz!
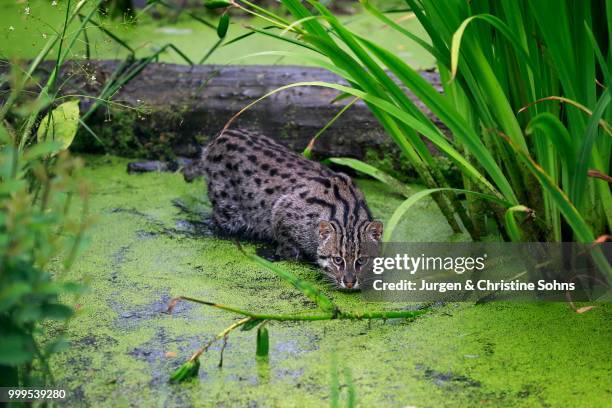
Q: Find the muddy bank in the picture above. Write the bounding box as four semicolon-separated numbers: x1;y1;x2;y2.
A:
50;156;611;407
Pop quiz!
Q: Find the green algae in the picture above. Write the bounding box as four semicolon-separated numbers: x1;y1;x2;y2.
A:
50;155;611;407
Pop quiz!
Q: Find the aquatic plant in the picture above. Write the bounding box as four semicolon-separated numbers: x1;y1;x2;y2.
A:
0;120;90;387
162;1;610;382
167;246;426;382
0;1;98;388
220;0;610;250
0;0;243;388
0;0;171;388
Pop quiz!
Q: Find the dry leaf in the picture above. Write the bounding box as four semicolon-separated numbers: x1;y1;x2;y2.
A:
576;306;596;314
166;297;181;314
165;351;177;358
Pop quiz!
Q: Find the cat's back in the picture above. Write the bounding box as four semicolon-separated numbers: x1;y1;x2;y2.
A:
202;129;334;235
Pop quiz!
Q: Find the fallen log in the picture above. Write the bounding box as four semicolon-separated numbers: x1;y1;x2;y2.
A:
2;60;446;161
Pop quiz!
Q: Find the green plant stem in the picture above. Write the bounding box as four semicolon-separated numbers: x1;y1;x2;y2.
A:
232;1;295;33
237;0;292;28
303;97;360;158
189;317;251;362
0;0;88;123
175;296;426;321
199;38;224;65
19;0;101;151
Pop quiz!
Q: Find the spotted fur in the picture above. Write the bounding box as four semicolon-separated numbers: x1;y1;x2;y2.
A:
193;129;383;290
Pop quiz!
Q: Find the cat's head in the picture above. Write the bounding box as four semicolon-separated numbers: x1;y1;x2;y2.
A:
316;220;383;290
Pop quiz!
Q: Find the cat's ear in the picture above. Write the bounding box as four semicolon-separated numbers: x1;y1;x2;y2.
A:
318;221;334;241
366;221;383;242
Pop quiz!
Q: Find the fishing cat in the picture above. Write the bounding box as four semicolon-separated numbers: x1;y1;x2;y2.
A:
188;129;382;290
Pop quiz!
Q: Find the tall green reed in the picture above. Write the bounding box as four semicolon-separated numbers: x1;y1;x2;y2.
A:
220;0;610;251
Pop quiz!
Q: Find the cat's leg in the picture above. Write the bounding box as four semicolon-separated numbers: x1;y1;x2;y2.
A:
207;179;246;235
271;196;303;261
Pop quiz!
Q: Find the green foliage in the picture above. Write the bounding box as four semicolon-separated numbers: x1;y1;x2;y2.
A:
326;157;412;197
231;0;611;251
255;326;269;358
169;359;200;383
0;0;95;390
168;251;426;382
0;138;90;386
240;318;264;331
37;100;80;152
243;248;337;312
217;12;231;38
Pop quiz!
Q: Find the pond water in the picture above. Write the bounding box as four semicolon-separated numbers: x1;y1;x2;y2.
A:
52;155;611;407
0;0;434;68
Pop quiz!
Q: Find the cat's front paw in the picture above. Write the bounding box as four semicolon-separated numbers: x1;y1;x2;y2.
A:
275;244;301;261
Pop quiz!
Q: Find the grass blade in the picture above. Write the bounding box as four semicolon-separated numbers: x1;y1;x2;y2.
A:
242;248;336;313
325;157;412;198
504;205;533;242
256;326;269;358
571;88;610;205
303;97;359;159
383;187;512;242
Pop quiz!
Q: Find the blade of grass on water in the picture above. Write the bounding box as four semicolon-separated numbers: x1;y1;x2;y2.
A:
242;249;336;313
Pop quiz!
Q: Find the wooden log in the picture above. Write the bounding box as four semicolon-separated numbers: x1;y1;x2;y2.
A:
2;60;446;160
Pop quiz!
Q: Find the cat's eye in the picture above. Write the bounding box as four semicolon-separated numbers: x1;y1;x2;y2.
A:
356;257;368;266
333;257;343;265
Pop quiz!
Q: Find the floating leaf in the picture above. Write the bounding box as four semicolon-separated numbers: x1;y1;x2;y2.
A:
256;326;269;358
37;100;80;152
241;318;263;331
169;359;200;383
217;12;230;38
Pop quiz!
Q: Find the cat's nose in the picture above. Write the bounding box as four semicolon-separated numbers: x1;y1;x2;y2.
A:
343;275;356;289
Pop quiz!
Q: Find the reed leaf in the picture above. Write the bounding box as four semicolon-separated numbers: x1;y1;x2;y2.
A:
504;205;532;242
449;14;535;80
383;187;513;242
242;250;336;313
326;157;412;198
